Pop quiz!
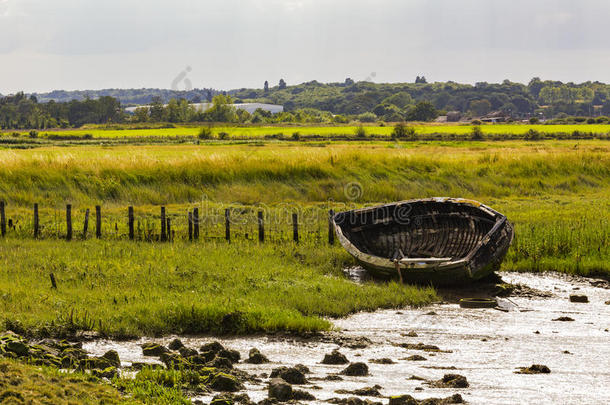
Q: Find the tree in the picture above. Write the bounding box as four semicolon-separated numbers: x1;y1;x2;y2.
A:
469;99;492;117
264;81;269;93
406;101;438;121
203;94;237;122
279;79;287;90
344;78;354;86
149;96;165;122
415;76;427;84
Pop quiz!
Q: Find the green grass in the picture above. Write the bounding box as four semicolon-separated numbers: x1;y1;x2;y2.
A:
0;359;140;404
4;122;610;139
0;238;435;338
0;139;608;338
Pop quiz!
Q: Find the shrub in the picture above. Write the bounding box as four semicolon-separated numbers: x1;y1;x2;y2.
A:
391;123;416;140
525;129;542;140
198;127;213;139
357;112;377;123
587;118;596;124
529;117;540;124
471;119;482;125
29;130;38;138
291;132;301;141
355;126;367;138
470;125;484;140
218;132;229;140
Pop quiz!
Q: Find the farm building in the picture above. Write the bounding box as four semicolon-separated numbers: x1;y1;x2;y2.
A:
124;102;283;115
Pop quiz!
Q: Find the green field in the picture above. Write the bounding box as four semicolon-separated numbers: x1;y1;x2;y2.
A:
4;122;610;139
0;139;608;338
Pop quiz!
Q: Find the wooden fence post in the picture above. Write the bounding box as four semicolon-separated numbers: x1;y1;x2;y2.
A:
193;207;199;241
34;203;39;238
0;201;6;237
95;205;101;239
225;208;230;243
166;218;172;242
292;213;299;243
258;211;264;243
128;206;134;240
328;209;335;245
82;208;90;239
66;204;72;241
188;211;193;242
160;206;167;242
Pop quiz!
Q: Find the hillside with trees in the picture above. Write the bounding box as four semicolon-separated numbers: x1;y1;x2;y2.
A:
3;78;610;129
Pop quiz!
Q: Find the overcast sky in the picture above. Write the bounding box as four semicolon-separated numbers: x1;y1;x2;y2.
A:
2;0;610;93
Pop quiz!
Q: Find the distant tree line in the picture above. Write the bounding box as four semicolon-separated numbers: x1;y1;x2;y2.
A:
4;78;610;129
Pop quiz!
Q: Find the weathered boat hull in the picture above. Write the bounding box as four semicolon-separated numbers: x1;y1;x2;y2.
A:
333;198;514;286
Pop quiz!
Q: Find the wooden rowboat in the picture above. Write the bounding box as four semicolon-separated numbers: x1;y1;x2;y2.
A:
332;198;514;285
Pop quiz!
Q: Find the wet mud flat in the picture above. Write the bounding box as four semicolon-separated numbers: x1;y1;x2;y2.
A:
85;272;610;405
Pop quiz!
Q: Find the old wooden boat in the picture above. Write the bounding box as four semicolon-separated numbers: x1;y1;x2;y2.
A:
332;198;514;285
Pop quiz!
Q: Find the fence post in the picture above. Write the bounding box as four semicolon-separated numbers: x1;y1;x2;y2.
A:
258;210;265;243
160;206;167;242
0;201;5;237
95;205;101;239
225;208;230;243
66;204;73;241
328;209;335;245
292;213;299;243
66;204;72;241
166;218;172;242
83;208;90;239
188;211;193;242
193;207;199;241
128;206;134;240
34;203;39;238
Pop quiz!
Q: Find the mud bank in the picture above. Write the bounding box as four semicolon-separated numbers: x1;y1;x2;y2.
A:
82;272;609;404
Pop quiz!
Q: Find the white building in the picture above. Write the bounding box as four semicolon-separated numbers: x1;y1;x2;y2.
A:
125;102;283;115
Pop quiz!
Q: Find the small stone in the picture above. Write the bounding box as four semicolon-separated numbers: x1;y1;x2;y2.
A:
268;378;292;402
178;347;199;357
246;348;269;364
322;349;349;365
211;373;243;392
389;395;419;405
168;339;184;351
515;364;551;374
552;316;575;322
341;362;369;376
605;300;610;305
402;331;418;337
219;348;241;363
100;350;120;368
141;343;168;357
201;341;225;354
270;367;307;384
369;358;394;364
5;341;29;357
569;294;589;303
406;355;427;361
292;390;316;401
294;364;310;374
430;374;469;388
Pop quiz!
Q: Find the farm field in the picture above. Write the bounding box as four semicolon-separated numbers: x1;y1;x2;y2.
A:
4;122;610;139
0;139;608;339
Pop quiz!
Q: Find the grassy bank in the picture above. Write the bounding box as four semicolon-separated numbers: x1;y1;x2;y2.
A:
0;239;435;338
4;123;610;139
0;141;608;207
0;359;138;404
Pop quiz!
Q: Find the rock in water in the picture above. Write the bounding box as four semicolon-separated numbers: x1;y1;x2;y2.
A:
515;364;551;374
322;349;349;365
270;366;307;384
168;338;184;351
245;348;269;364
430;374;469;388
268;378;292;401
292;389;316;400
569;294;589;303
341;362;369;376
200;341;225;354
141;343;168;357
210;373;243;392
101;350;121;367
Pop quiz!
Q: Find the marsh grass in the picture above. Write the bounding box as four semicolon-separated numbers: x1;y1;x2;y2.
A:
0;238;436;338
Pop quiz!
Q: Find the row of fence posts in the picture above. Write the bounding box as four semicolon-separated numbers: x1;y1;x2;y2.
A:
0;201;336;245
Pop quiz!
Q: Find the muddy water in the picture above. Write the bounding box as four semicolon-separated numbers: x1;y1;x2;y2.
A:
84;272;610;405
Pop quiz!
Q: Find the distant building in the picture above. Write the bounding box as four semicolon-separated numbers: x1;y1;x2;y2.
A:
125;102;283;115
